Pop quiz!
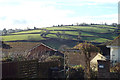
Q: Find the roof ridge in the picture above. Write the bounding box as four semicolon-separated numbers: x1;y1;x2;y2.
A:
27;43;57;53
108;35;120;46
40;43;57;51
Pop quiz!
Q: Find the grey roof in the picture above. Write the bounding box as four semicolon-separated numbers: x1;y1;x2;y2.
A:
107;35;120;46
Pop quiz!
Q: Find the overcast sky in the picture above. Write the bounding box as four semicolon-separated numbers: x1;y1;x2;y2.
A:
0;0;119;30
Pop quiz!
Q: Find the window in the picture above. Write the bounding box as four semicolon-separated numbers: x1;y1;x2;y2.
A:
112;55;115;56
114;60;117;63
99;65;104;68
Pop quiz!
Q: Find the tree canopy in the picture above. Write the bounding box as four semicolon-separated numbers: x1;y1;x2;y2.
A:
73;42;100;54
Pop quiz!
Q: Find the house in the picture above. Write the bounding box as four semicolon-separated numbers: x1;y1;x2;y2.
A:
2;42;41;55
64;49;96;66
107;35;120;65
26;43;64;61
2;42;63;61
64;49;106;71
90;53;106;71
7;29;15;34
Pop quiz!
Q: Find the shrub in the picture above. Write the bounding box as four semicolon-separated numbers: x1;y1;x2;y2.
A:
2;53;27;62
45;55;64;66
110;63;120;73
69;65;84;79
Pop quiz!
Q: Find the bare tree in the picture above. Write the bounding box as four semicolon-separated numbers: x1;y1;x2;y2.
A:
74;42;100;79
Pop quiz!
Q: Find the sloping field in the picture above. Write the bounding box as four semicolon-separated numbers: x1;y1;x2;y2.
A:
2;25;118;43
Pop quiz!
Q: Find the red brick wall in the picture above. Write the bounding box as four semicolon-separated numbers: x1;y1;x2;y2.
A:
27;44;55;59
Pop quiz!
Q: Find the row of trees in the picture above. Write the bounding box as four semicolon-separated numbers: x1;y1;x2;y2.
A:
53;23;118;27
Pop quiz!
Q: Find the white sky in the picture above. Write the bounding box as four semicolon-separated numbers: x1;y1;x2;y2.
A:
0;0;119;30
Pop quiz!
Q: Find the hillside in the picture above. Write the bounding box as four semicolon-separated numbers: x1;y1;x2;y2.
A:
1;25;119;49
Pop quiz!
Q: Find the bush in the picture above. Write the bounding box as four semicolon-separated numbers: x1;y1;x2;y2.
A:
69;65;84;79
110;63;120;73
90;70;97;79
45;55;64;66
2;53;27;62
110;63;120;78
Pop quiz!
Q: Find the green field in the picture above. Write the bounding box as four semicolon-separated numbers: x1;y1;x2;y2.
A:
1;25;118;43
44;27;76;30
2;34;44;41
92;25;116;29
12;30;42;34
64;26;114;33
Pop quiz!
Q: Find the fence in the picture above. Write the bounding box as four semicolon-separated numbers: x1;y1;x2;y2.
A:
2;60;61;79
38;61;62;78
3;60;120;79
2;60;38;79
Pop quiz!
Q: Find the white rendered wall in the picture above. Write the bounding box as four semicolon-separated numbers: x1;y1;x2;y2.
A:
118;48;120;62
110;47;119;63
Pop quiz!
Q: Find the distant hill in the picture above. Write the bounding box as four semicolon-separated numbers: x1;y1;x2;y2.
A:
1;25;119;49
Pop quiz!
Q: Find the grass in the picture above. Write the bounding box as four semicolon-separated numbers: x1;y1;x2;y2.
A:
1;25;118;44
50;31;94;36
12;30;42;34
2;34;44;41
64;26;114;33
88;33;118;40
46;34;57;38
82;37;110;43
92;25;116;29
44;27;76;30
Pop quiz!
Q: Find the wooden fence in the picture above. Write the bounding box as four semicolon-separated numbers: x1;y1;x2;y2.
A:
2;60;38;79
2;60;61;79
38;61;61;78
